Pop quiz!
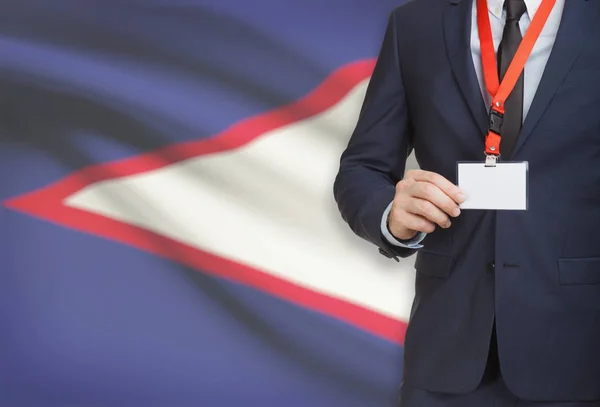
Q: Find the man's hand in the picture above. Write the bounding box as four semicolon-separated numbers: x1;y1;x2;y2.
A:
388;170;466;241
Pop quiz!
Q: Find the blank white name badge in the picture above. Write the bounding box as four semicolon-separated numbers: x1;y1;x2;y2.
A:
457;162;528;210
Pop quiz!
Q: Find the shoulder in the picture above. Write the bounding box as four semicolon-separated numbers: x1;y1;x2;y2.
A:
388;0;449;40
391;0;446;20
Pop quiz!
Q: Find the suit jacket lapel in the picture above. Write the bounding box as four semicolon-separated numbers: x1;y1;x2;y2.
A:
513;0;600;157
444;0;489;137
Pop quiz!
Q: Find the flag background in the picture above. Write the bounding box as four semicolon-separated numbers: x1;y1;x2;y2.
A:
1;1;419;406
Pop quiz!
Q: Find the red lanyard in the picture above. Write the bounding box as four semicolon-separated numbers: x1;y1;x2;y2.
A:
477;0;556;158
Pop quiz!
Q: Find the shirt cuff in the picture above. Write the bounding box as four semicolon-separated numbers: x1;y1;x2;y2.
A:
380;201;426;248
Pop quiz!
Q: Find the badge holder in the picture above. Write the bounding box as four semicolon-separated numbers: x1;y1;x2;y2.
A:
457;108;529;211
457;161;529;211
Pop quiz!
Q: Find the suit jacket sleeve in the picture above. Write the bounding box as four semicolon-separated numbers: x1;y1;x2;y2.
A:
333;10;417;260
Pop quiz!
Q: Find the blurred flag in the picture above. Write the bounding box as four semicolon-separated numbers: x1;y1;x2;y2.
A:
0;1;415;406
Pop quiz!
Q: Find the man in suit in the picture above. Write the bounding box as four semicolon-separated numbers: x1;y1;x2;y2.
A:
333;0;600;405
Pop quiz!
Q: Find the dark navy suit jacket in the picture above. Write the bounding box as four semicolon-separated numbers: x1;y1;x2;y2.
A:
334;0;600;401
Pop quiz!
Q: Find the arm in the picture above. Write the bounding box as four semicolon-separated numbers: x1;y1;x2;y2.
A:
333;10;416;260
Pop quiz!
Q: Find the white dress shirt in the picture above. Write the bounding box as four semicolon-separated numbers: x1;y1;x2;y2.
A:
381;0;565;248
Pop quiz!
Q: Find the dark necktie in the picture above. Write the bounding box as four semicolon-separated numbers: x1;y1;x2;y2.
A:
497;0;527;159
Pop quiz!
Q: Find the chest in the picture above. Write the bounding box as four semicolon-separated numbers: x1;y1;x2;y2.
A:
470;0;565;114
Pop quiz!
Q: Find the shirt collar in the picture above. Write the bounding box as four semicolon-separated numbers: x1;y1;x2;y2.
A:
487;0;543;20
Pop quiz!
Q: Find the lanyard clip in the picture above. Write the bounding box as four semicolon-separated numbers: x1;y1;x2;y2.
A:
485;154;498;167
488;108;504;135
485;107;503;159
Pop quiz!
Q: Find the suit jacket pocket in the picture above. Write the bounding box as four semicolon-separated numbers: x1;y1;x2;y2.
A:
558;257;600;285
414;250;454;279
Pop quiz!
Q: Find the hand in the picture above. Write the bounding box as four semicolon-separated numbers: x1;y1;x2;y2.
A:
388;170;466;240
